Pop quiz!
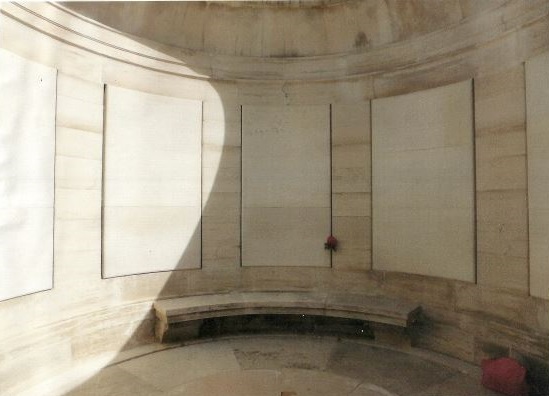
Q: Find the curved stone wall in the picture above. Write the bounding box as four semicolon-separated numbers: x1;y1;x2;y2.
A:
1;1;549;394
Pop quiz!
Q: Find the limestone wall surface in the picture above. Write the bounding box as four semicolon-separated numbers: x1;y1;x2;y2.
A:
1;1;549;394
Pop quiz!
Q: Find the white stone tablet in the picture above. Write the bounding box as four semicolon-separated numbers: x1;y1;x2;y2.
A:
372;80;475;282
102;86;202;277
242;104;331;267
0;49;56;301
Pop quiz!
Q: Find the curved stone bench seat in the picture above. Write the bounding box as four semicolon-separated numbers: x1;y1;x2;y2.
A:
153;292;422;342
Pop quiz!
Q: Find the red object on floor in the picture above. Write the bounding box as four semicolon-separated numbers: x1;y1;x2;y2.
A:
481;357;529;396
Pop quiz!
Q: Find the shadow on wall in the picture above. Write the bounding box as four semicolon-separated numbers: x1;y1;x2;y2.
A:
64;56;238;395
7;1;549;395
58;4;325;396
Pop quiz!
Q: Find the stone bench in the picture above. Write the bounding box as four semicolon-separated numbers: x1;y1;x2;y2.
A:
153;292;422;343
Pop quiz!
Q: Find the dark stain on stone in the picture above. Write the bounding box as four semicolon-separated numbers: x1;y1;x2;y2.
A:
512;352;549;396
354;31;368;48
284;50;301;58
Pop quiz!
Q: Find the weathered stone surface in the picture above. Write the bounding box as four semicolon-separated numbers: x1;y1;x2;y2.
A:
526;51;549;300
1;2;549;394
332;102;371;271
475;66;529;293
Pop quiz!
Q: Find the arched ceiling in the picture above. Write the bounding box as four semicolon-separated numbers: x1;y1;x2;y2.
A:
62;0;506;59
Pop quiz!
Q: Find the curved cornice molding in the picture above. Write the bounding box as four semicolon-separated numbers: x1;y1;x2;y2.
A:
1;1;549;82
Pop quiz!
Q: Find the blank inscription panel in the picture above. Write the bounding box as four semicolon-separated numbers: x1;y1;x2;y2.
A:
0;49;56;301
102;86;202;277
242;105;331;267
372;80;476;282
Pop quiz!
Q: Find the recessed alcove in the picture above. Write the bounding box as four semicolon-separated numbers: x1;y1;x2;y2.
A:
1;1;549;395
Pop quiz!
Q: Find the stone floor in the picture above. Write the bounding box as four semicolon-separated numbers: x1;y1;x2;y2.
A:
65;335;500;396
